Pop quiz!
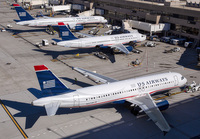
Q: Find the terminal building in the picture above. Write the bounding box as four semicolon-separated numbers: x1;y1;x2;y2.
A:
66;0;200;46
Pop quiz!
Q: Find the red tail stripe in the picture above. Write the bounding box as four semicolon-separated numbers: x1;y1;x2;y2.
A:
58;22;65;26
13;4;20;6
34;65;49;71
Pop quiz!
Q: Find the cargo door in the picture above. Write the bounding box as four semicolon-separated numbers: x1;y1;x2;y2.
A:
174;75;179;86
73;95;80;106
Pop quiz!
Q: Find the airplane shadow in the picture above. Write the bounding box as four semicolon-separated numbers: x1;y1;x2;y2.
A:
33;48;116;63
2;99;132;130
33;48;97;59
2;99;45;129
4;28;47;35
60;77;93;87
98;48;116;63
176;47;198;70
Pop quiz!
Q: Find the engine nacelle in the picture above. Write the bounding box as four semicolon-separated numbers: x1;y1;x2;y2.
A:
156;100;169;111
96;45;108;49
113;100;126;104
73;24;84;31
126;46;133;52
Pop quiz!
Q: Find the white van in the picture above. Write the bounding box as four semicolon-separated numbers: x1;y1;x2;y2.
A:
184;42;193;48
170;38;186;45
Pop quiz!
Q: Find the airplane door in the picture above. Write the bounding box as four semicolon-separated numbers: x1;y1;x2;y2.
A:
174;75;179;86
73;95;80;106
139;85;145;92
115;36;119;42
79;40;82;47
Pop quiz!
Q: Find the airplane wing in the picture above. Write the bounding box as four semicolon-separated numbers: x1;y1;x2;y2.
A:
110;43;130;54
73;67;117;84
67;23;76;29
75;32;94;38
37;11;52;19
126;93;171;133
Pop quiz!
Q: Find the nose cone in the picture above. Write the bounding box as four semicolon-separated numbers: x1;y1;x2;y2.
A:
184;77;187;84
103;19;108;23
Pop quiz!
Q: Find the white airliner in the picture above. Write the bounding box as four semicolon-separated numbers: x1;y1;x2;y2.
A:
32;65;187;133
56;22;146;54
13;4;107;30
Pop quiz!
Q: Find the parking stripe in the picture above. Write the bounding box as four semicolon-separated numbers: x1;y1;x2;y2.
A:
0;99;28;139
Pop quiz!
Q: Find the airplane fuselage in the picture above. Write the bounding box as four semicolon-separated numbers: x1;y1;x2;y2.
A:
57;33;146;48
32;72;187;108
16;16;107;27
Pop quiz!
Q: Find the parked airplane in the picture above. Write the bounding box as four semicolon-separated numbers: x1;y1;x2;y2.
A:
56;22;146;54
13;4;107;30
32;65;187;133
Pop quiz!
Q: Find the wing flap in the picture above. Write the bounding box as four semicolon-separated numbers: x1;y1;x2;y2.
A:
73;67;117;84
110;43;130;54
127;93;171;132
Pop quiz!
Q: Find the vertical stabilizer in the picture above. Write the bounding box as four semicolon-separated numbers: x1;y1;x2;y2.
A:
34;65;72;96
13;4;34;21
58;22;78;40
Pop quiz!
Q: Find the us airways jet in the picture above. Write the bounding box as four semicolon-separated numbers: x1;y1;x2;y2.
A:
56;22;146;54
32;65;187;133
12;4;107;30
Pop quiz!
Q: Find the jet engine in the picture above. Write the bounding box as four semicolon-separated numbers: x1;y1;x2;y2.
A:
126;46;133;52
113;100;126;104
73;24;84;31
156;100;169;111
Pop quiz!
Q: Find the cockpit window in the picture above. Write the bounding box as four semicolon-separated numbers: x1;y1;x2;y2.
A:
181;76;184;80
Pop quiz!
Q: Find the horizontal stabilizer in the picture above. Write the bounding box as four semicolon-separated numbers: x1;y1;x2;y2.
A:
45;102;60;116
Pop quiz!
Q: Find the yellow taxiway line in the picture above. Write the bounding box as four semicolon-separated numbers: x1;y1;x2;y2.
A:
154;91;184;101
0;99;28;139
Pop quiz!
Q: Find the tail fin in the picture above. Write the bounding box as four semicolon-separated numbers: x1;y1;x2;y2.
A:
58;22;78;40
34;65;72;96
13;4;34;21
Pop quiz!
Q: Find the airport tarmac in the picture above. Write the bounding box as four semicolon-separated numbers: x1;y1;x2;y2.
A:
0;1;200;139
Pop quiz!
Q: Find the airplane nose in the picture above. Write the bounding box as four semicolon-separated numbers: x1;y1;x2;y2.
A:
185;78;187;84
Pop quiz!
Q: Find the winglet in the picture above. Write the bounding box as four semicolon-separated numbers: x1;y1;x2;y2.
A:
58;22;65;26
13;4;20;6
34;65;49;71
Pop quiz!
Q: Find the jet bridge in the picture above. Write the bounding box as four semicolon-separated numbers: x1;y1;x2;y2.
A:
122;20;170;35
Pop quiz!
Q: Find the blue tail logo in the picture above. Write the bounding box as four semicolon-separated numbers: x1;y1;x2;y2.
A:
58;22;78;40
13;4;34;21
